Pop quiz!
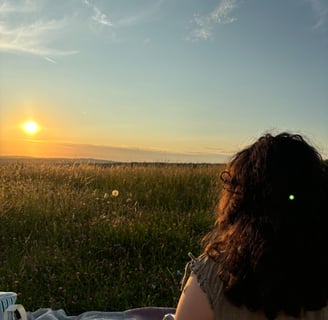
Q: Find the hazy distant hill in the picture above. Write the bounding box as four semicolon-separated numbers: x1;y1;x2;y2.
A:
0;156;221;166
0;156;115;165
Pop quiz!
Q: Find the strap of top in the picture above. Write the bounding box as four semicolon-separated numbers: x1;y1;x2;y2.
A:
180;253;225;310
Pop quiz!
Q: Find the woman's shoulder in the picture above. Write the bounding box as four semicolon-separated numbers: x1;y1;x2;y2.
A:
181;253;224;310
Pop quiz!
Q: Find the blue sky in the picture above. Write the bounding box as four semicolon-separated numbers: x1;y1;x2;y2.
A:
0;0;327;162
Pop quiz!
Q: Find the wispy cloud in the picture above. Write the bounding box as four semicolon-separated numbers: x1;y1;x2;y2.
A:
188;0;239;41
44;56;57;64
0;139;230;163
307;0;328;32
0;0;78;61
83;0;112;26
83;0;163;31
0;19;78;57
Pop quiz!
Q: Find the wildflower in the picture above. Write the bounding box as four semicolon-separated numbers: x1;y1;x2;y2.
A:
103;193;109;199
111;190;119;197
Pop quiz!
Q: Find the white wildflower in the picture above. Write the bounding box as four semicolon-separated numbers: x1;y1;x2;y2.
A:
112;190;119;197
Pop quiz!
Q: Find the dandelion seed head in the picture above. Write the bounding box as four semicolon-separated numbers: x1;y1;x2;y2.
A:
112;190;119;197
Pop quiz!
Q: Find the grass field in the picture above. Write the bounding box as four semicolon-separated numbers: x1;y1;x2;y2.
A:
0;159;225;314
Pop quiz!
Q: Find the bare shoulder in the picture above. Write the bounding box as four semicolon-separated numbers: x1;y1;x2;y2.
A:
175;273;214;320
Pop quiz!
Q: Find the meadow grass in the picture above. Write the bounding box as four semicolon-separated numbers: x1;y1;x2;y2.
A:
0;160;224;314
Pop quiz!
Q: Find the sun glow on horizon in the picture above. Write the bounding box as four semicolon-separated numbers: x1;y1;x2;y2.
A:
22;121;40;135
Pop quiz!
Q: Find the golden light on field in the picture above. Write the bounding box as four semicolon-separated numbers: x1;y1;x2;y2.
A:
22;121;40;135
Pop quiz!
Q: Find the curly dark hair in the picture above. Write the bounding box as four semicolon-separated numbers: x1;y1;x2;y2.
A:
203;132;328;320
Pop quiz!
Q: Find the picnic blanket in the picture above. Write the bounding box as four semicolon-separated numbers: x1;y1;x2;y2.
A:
27;308;176;320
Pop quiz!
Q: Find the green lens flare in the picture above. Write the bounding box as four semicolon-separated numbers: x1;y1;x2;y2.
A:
289;194;295;200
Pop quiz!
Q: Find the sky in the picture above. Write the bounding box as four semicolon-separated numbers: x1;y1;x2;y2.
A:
0;0;327;163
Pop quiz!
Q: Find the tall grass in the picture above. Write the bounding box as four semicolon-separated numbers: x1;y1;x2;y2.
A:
0;160;224;314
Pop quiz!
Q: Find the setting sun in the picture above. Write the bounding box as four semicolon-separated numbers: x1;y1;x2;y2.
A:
22;121;40;135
